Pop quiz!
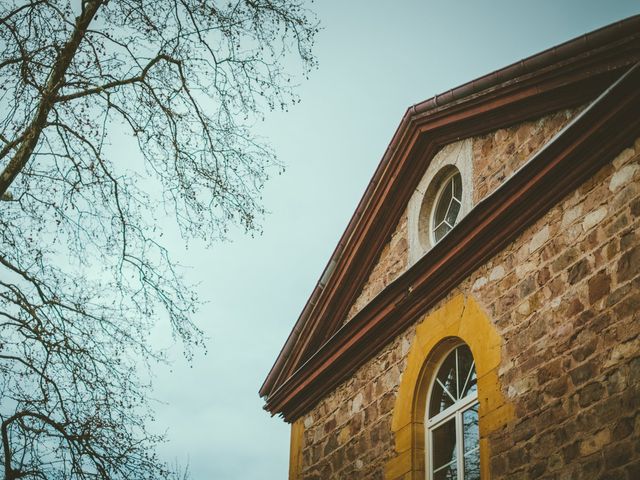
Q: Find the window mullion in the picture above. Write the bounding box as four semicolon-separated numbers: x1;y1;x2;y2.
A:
461;360;475;397
457;408;464;480
455;348;460;400
436;378;457;403
427;428;432;480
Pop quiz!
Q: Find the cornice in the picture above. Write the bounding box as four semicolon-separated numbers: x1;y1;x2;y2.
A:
260;16;640;420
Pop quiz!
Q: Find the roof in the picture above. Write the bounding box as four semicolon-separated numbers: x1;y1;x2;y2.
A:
260;15;640;422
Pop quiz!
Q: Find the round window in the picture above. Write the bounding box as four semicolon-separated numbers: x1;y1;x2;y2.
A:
431;171;463;244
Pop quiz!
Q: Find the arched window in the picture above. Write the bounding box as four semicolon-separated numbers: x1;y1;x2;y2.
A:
426;344;479;480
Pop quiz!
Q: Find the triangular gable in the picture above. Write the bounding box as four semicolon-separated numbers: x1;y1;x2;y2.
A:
260;16;640;421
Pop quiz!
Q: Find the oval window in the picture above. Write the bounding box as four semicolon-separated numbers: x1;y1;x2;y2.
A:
431;171;463;244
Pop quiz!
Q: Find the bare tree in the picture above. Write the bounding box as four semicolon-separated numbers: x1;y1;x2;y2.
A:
0;0;317;478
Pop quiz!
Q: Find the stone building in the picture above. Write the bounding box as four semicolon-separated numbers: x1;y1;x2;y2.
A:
260;17;640;480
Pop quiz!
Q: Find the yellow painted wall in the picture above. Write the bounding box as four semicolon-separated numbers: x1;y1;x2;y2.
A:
289;419;304;480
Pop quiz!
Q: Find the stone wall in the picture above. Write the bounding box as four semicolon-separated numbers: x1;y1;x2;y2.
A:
472;108;579;203
346;214;408;322
295;131;640;479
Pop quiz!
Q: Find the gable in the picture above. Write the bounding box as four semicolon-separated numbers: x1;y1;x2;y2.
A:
344;107;582;325
260;16;640;421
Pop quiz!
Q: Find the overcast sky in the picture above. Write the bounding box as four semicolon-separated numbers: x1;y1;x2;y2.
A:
147;2;640;478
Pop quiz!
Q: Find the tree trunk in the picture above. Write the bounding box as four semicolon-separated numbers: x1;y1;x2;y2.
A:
0;0;103;197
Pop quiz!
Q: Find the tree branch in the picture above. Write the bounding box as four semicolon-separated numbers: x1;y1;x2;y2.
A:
0;0;104;196
56;53;181;102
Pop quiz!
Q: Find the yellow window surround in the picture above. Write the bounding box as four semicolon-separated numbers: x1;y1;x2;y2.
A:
385;294;513;480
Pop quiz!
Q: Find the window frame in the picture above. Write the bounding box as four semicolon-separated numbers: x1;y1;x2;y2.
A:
429;169;463;246
425;344;479;480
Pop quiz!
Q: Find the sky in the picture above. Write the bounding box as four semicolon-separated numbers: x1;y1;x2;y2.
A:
147;2;640;478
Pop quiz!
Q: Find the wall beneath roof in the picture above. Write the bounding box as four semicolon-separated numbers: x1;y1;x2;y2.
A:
290;111;640;479
471;108;581;203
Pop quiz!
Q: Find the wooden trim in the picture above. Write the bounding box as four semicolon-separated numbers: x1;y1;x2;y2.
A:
264;61;640;421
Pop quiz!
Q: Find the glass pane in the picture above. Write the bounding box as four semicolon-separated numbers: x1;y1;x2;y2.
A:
432;418;457;471
429;380;453;418
433;181;453;226
464;452;480;480
429;350;457;417
434;462;458;480
452;172;462;199
463;404;479;454
433;222;451;243
457;345;477;398
445;198;461;227
463;404;480;479
463;369;477;398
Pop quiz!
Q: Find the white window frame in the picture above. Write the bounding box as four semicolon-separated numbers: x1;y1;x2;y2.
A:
425;345;479;480
429;170;463;246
